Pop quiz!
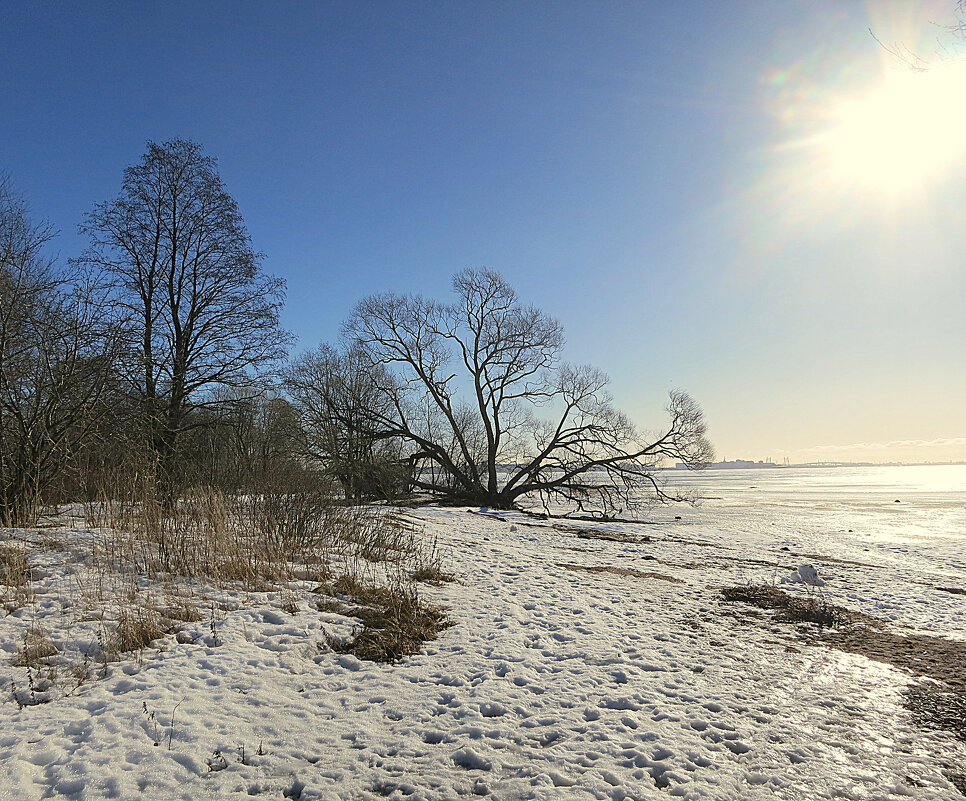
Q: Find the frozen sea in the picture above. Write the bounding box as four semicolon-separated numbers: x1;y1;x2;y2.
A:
656;465;966;636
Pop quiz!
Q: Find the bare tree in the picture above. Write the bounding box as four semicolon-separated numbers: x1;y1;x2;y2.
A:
339;269;713;514
77;139;291;496
0;174;118;525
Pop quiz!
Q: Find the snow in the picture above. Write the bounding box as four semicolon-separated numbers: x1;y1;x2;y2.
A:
781;564;825;587
1;465;965;800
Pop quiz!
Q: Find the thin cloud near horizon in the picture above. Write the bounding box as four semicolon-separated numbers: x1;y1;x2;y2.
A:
800;437;966;453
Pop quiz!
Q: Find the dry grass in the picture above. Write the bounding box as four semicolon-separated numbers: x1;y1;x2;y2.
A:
322;577;451;663
109;608;170;654
324;573;400;607
24;476;453;681
14;624;58;667
720;584;860;629
0;543;34;613
161;598;203;622
85;468;442;594
338;508;421;564
409;536;455;584
0;544;31;587
90;480;294;584
410;565;456;584
315;598;347;615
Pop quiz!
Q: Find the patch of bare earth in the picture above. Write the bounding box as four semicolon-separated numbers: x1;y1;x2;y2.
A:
721;584;966;794
820;628;966;692
559;562;683;583
572;529;644;543
822;626;966;754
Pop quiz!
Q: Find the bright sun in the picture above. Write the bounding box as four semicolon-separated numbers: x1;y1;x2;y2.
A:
824;60;966;193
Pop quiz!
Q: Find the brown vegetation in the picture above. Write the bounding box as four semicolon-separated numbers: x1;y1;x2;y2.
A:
13;624;58;667
110;608;170;654
320;577;451;664
720;584;861;629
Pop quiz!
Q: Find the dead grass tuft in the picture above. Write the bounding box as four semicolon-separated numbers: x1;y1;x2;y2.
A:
326;573;398;607
281;594;300;615
162;599;203;622
409;537;455;584
721;584;860;629
329;592;450;663
315;598;348;615
0;544;31;587
110;608;170;653
410;565;457;584
13;624;58;667
1;544;34;613
320;577;452;663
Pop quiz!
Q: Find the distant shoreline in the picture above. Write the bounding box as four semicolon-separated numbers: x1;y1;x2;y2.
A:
668;461;966;470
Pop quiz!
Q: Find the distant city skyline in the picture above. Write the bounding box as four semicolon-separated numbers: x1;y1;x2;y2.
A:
3;1;965;466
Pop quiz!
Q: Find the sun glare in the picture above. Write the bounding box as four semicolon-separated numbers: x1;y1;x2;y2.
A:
824;60;966;193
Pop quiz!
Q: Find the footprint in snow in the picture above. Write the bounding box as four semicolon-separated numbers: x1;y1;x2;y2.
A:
451;747;492;771
206;752;229;772
478;701;507;717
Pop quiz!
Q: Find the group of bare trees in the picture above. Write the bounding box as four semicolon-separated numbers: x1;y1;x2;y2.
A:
1;141;291;524
1;138;712;526
297;269;712;512
0;176;120;525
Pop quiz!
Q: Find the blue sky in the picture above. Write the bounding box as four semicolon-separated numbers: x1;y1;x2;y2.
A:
3;1;965;463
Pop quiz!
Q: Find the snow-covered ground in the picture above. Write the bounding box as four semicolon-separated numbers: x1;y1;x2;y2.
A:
1;465;964;800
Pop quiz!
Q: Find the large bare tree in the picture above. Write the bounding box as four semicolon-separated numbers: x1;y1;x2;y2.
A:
336;269;713;514
78;140;290;495
0;175;117;525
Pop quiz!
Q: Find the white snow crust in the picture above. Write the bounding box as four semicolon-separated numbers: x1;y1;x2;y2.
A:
1;465;964;800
